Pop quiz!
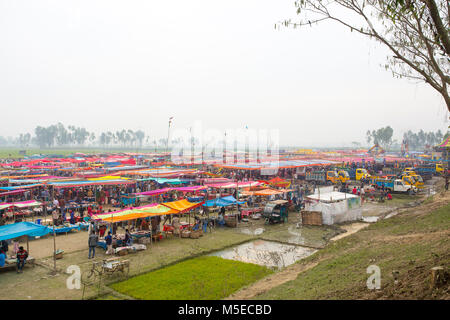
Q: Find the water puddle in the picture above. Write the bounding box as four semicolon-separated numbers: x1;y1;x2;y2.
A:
210;240;317;270
362;216;380;223
239;228;265;235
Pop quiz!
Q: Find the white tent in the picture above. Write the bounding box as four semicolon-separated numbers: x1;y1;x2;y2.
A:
305;191;362;225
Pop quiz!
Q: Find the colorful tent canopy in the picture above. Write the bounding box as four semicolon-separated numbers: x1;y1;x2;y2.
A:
136;177;184;184
205;181;261;189
0;183;44;191
268;177;291;188
161;199;203;213
136;186;207;197
203;196;245;207
0;200;42;210
0;189;26;197
240;188;291;196
48;179;135;188
92;203;178;223
0;222;52;241
435;136;450;149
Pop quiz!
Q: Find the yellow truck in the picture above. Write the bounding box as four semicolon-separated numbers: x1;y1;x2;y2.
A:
306;170;350;184
401;174;424;189
345;168;371;181
401;169;425;188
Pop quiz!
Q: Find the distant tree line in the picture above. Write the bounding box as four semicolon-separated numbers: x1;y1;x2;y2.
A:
365;126;445;151
402;129;445;150
0;123;150;149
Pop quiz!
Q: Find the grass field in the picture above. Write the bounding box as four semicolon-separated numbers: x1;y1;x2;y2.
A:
255;194;450;300
110;256;273;300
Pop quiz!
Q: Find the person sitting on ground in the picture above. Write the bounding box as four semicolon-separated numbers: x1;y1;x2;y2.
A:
16;246;28;273
0;249;6;267
217;212;225;227
1;240;8;258
172;216;181;235
386;192;392;200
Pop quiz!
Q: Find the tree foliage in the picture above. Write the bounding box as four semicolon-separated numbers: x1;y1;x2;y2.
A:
366;126;394;148
279;0;450;111
4;124;148;149
403;128;444;149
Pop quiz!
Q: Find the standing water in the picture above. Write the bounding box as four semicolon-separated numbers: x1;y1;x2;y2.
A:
210;240;317;270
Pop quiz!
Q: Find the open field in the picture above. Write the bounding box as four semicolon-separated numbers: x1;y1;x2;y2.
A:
110;256;272;300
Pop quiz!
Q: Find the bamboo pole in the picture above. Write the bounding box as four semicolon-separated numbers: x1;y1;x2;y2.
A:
53;224;56;272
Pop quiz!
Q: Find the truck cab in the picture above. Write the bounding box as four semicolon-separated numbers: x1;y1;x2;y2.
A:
436;163;444;174
403;168;416;175
409;174;424;188
355;168;370;181
337;170;350;183
401;175;418;188
326;171;338;184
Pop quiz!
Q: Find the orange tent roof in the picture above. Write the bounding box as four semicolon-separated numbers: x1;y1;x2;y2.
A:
161;199;203;213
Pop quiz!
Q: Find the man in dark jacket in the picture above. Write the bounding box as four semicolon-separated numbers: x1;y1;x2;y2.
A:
88;232;98;259
105;232;113;255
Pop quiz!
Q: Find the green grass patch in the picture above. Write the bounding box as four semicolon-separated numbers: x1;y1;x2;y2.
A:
366;203;450;235
110;256;272;300
256;202;450;300
96;294;122;300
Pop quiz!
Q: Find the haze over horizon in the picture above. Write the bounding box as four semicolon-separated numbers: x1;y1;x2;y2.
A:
0;0;448;148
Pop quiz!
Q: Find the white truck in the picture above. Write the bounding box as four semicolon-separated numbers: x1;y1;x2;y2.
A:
373;178;417;194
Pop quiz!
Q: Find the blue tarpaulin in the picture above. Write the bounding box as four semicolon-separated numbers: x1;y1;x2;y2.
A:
0;222;52;241
51;224;81;234
203;196;246;207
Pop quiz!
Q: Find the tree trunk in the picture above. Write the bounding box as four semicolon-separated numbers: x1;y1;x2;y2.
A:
430;266;447;289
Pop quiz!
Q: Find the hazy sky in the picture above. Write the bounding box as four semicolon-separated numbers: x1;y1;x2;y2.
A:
0;0;448;147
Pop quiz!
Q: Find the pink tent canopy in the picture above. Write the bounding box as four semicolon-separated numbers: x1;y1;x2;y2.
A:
0;189;26;197
136;186;207;196
205;181;262;189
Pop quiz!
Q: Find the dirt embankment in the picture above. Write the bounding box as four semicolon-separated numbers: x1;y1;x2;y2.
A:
228;189;450;300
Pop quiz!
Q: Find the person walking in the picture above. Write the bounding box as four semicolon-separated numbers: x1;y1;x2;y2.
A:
445;175;449;191
360;187;365;204
105;232;113;255
88;232;98;259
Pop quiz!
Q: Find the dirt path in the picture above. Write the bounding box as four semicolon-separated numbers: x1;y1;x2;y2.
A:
225;260;321;300
16;229;89;259
330;222;370;242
